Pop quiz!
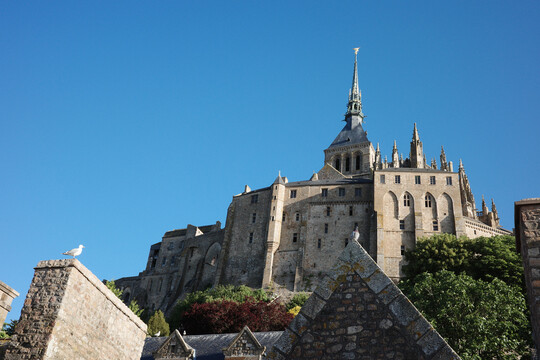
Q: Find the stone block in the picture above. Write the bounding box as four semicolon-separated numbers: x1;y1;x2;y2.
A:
431;345;461;360
378;283;401;305
364;269;393;294
288;313;310;337
272;328;298;355
417;329;445;357
388;294;419;327
299;294;326;320
405;315;432;341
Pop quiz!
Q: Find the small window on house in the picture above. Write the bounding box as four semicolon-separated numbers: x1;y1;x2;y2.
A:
318;239;321;249
415;175;421;185
356;155;361;170
425;194;433;208
401;245;405;255
395;175;401;184
345;157;351;171
335;158;341;171
249;232;254;243
252;213;257;223
162;257;167;267
271;215;275;221
430;176;436;185
399;220;405;230
326;207;331;216
282;213;286;221
380;175;386;184
293;233;298;242
404;194;411;207
295;213;300;221
345;238;349;247
321;188;328;197
355;188;362;197
433;220;439;231
251;194;258;203
474;230;477;235
290;190;297;198
446;176;452;185
324;223;328;233
338;188;346;197
349;206;353;216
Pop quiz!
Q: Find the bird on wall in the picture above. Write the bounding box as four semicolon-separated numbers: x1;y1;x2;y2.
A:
350;226;360;243
62;244;84;258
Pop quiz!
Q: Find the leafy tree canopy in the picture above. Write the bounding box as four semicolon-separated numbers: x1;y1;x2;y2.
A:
286;292;310;311
402;234;524;288
182;298;292;335
399;270;532;359
169;285;270;330
147;310;170;337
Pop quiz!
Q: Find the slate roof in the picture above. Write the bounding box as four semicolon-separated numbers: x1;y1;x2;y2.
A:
328;118;369;148
286;177;372;187
140;331;283;360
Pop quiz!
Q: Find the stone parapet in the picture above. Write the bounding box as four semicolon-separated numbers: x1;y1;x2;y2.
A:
4;259;147;360
515;198;540;352
0;281;19;326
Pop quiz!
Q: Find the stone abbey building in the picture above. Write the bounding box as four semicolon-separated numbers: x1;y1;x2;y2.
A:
116;51;510;314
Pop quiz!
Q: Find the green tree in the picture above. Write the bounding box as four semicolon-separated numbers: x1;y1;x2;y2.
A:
169;285;270;330
105;280;143;317
147;310;170;337
403;234;524;289
399;271;532;359
286;292;310;311
0;320;18;339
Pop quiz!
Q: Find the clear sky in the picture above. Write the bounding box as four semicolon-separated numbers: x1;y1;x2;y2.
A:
1;1;539;322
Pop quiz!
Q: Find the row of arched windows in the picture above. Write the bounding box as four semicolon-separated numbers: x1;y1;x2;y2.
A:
403;194;435;207
334;154;362;173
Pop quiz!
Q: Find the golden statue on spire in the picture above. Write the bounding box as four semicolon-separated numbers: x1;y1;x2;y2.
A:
353;47;360;55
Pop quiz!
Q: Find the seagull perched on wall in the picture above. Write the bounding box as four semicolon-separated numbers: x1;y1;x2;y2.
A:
62;244;84;258
349;226;360;244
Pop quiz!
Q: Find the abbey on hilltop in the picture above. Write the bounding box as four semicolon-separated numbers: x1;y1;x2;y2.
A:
116;50;510;315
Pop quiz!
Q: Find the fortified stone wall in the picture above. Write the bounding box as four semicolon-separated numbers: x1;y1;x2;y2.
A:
3;259;146;360
0;281;19;327
515;198;540;352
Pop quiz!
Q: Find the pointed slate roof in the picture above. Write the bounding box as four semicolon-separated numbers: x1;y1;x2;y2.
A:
222;325;266;358
328;120;369;148
267;240;461;360
153;329;194;360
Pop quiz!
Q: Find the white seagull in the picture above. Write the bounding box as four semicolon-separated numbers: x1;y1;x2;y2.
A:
349;226;360;243
63;244;85;258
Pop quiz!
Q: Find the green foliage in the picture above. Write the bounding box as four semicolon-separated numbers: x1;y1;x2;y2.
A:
0;320;18;339
403;234;524;289
105;280;144;318
400;271;532;359
169;285;270;330
286;292;310;311
147;310;170;337
105;280;124;298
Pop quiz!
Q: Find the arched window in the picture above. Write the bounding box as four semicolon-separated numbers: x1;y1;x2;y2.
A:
356;155;361;170
345;157;351;172
404;194;411;207
425;194;433;208
334;158;341;171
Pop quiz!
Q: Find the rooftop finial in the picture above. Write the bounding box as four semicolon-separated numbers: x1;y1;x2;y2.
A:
412;123;420;142
346;48;363;118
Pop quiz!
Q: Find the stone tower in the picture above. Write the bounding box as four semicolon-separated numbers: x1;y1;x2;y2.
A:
409;123;424;168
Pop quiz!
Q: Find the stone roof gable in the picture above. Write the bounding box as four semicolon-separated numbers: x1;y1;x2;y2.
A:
154;329;194;360
267;240;461;360
223;325;266;359
316;163;346;181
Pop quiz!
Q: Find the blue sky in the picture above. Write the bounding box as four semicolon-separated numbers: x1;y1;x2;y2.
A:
1;1;539;322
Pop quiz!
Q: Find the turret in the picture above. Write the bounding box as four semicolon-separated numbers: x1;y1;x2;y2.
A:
410;123;424;168
392;140;399;168
440;146;448;171
374;143;382;170
458;159;477;219
481;195;489;216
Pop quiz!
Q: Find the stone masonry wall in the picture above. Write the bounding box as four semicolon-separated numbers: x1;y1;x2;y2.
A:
516;198;540;351
4;259;147;360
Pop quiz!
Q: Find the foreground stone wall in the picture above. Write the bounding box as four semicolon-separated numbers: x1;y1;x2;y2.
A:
0;281;19;327
515;198;540;352
4;259;147;360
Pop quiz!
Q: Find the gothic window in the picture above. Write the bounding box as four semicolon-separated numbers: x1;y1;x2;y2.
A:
430;176;436;185
425;194;433;208
404;194;411;207
324;223;328;233
415;175;421;184
282;213;286;221
252;213;256;223
380;175;386;184
338;188;346;197
356;155;361;170
395;175;401;184
326;207;331;216
321;188;328;197
345;157;351;172
345;238;349;247
355;188;362;197
251;194;258;203
318;239;322;249
290;190;297;198
446;176;452;185
399;220;405;229
293;233;298;242
335;158;341;171
433;220;439;231
295;213;300;221
249;232;253;243
349;206;353;216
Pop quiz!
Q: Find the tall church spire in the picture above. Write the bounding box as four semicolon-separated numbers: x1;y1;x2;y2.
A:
346;48;364;120
410;123;424;168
